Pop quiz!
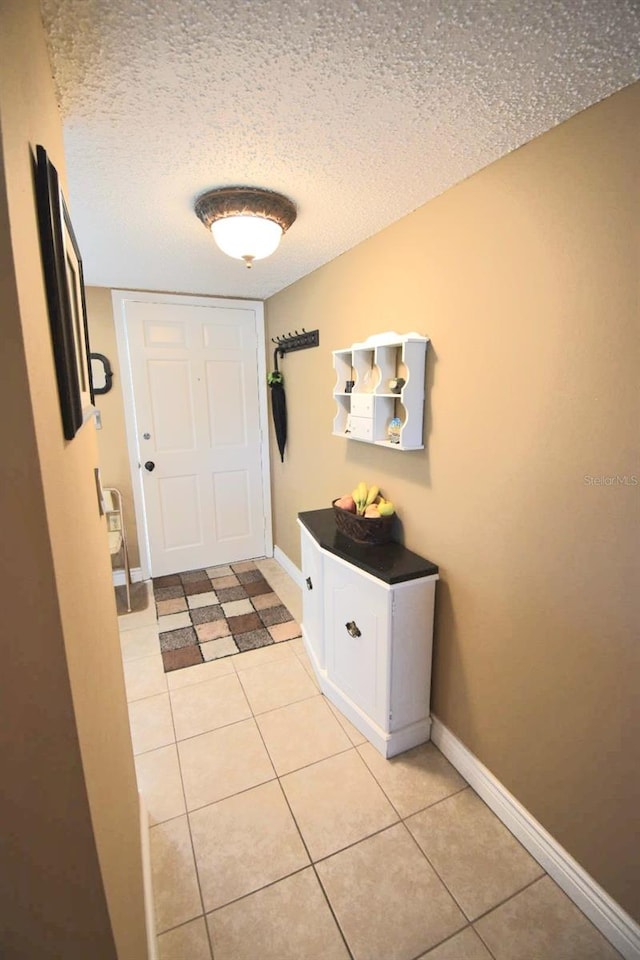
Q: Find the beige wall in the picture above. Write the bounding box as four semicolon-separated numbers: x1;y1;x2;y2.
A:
266;83;640;921
0;3;147;957
86;286;141;567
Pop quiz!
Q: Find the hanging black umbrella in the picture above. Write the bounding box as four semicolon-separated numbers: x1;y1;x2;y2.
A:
268;347;287;462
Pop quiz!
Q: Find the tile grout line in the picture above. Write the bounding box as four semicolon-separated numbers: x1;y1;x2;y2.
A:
232;669;354;956
204;863;312;915
247;693;356;960
402;782;471;819
165;709;428;821
402;814;547;953
471;924;499;960
398;820;471;942
271;742;356;780
154;915;213;959
165;707;473;824
138;583;459;878
347;742;471;828
173;695;277;939
405;922;491;960
169;668;213;936
406;926;461;960
262;743;477;879
234;670;317;708
182;765;277;818
176;729;405;819
165;638;298;692
310;861;356;960
349;740;472;825
123;658;169;705
348;744;407;821
139;710;469;812
400;780;552;941
143;733;502;957
144;595;210;954
469;873;547;926
311;819;402;867
325;700;370;748
131;570;607;960
236;687;320;716
140;584;355;944
169;682;215;959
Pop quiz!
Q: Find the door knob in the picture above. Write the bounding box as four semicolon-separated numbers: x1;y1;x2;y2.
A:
345;621;361;638
306;577;313;590
144;461;155;472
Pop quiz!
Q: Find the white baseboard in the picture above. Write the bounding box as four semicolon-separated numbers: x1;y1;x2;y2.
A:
431;717;640;960
112;566;144;586
139;791;158;960
273;545;304;589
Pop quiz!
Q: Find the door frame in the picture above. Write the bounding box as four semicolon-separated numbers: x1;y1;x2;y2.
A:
112;289;273;580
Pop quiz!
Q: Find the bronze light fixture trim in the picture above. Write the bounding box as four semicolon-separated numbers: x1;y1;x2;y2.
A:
195;186;297;233
195;186;297;268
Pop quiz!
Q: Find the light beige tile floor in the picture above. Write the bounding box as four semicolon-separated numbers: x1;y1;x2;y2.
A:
120;560;623;960
406;788;544;920
170;672;252;740
189;779;309;911
123;652;167;702
256;693;352;775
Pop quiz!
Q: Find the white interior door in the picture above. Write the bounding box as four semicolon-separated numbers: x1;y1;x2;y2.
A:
114;292;271;577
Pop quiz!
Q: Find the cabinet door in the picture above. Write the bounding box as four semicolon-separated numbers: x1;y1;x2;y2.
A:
300;525;325;669
350;394;374;417
324;554;390;727
349;416;374;442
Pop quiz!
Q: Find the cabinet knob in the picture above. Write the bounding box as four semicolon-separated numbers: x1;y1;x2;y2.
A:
345;621;361;638
306;576;313;590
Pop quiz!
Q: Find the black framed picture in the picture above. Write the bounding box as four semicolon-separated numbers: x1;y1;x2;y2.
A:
35;144;93;440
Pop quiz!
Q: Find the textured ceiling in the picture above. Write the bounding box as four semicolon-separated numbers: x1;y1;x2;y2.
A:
41;0;640;300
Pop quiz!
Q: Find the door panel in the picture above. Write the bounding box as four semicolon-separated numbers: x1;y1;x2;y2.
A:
213;470;252;541
148;360;196;451
123;298;268;575
206;360;247;447
202;319;243;350
158;475;202;549
144;318;188;347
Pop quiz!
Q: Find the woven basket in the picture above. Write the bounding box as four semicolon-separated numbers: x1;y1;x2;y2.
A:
332;500;395;545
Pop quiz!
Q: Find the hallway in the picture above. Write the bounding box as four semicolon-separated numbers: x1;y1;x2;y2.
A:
120;560;620;960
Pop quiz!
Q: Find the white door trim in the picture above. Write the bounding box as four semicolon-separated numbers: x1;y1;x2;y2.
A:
112;289;273;580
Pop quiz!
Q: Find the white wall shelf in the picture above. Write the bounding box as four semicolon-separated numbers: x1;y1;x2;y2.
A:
332;331;429;451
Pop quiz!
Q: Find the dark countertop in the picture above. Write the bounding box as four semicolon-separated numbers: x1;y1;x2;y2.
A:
298;508;438;585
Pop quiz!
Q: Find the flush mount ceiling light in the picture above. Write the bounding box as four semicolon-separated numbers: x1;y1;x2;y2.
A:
195;186;297;269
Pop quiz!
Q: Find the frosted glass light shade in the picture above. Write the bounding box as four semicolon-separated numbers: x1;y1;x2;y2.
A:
211;215;283;263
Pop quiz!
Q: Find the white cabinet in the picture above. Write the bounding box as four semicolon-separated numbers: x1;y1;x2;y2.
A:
298;509;439;758
332;331;429;451
300;523;325;668
324;552;389;728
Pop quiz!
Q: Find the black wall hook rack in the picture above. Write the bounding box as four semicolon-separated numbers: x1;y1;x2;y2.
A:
271;328;319;357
